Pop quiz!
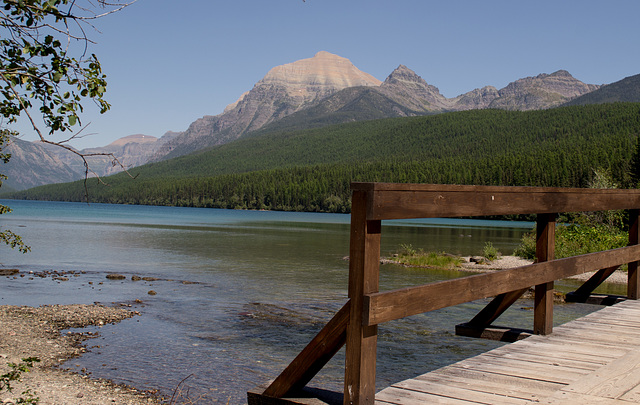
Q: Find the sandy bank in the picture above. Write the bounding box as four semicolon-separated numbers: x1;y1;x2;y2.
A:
0;304;161;405
458;255;629;284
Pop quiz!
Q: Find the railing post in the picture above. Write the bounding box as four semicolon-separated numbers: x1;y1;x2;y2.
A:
344;190;380;405
629;209;640;299
534;213;556;335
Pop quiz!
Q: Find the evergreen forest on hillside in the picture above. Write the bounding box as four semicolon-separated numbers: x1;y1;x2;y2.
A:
9;103;640;213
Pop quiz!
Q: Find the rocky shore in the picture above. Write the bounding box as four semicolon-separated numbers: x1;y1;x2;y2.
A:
0;303;161;405
458;255;629;284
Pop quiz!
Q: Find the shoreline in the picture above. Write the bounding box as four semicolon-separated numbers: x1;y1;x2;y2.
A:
0;303;162;405
382;255;630;284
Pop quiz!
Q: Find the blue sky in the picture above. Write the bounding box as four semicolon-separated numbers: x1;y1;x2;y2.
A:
16;0;640;149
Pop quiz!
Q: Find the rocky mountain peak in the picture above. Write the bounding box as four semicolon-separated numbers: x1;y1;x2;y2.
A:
380;65;450;111
452;70;600;111
258;51;381;96
384;65;422;83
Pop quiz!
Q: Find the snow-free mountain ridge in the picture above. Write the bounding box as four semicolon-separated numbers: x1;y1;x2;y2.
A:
5;51;636;190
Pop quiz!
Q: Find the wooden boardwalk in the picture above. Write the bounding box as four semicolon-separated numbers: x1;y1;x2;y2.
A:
249;184;640;404
376;299;640;404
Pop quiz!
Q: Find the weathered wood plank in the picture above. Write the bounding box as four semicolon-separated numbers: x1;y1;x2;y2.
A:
566;266;620;302
433;365;565;392
481;350;602;371
249;386;342;405
535;213;555;335
465;289;528;328
344;191;380;405
390;378;535;404
488;342;618;364
448;355;590;384
539;391;628;405
455;323;531;342
262;301;350;398
559;349;640;399
411;373;554;401
365;245;640;326
375;386;488;405
348;183;640;220
629;209;640;299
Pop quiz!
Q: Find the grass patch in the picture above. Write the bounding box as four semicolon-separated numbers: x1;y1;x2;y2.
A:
389;244;463;269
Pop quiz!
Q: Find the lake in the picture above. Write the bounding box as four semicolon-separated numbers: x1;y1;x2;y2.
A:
0;200;607;403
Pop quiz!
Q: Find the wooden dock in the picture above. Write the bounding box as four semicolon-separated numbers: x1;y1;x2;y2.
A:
249;183;640;404
377;299;640;404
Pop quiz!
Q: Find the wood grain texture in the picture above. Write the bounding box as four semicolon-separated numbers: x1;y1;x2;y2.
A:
263;301;350;398
374;301;640;404
344;191;380;405
365;244;640;326
348;183;640;220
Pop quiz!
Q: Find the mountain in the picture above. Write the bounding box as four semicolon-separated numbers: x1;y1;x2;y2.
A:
151;51;382;161
452;70;599;110
242;66;599;139
1;137;80;191
43;131;181;177
2;51;616;188
563;73;640;106
377;65;451;111
0;132;182;191
12;103;640;211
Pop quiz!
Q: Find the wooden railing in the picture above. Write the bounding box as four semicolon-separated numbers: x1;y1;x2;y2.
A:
248;182;640;405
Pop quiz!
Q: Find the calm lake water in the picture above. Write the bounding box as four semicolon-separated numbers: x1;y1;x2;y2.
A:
0;200;608;403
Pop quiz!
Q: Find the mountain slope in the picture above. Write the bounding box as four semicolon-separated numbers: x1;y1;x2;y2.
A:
563;73;640;106
153;63;600;162
151;51;382;161
453;70;599;110
13;103;640;211
1;137;80;191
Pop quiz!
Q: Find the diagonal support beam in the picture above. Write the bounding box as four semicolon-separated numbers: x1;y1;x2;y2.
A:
467;288;529;328
565;266;620;302
262;301;351;398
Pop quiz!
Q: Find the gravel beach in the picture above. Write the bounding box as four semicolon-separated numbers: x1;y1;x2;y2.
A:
1;256;628;405
0;304;161;405
459;255;629;284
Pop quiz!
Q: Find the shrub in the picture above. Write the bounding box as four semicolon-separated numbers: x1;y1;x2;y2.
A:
513;222;627;260
483;242;501;261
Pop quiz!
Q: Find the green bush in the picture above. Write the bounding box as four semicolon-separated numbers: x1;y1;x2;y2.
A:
513;222;628;260
483;242;501;261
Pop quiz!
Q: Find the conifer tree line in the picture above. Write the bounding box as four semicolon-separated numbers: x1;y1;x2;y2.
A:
10;103;640;213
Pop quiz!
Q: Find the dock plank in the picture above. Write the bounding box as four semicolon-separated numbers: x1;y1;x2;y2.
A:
375;300;640;404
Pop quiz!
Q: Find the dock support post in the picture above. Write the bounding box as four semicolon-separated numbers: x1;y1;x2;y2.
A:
534;213;556;335
344;190;380;405
629;209;640;300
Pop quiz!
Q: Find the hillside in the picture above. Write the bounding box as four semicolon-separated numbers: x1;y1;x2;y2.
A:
1;52;608;190
10;103;640;212
563;73;640;106
149;51;600;162
150;51;382;161
1;137;80;191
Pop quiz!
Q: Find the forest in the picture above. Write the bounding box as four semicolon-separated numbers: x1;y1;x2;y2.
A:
9;102;640;213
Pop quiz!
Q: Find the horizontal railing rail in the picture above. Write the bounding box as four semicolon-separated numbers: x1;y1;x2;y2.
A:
365;244;640;326
249;182;640;405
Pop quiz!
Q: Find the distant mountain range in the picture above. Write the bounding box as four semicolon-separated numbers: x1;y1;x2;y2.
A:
2;51;639;191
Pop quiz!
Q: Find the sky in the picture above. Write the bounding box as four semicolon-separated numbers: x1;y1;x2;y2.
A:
13;0;640;149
